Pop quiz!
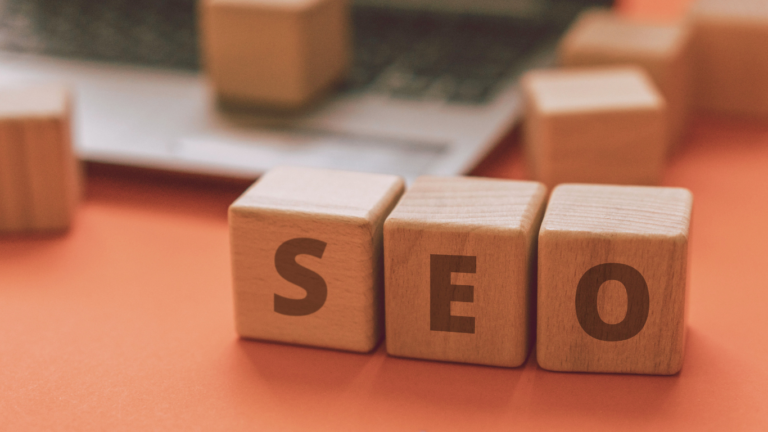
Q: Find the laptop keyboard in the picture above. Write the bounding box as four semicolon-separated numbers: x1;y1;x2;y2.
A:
347;9;560;104
0;0;583;105
0;0;199;69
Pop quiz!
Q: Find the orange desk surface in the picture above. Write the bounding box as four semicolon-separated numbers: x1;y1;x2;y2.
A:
3;122;767;432
4;7;768;432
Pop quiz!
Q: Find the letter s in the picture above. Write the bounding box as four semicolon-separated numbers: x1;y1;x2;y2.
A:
273;238;328;316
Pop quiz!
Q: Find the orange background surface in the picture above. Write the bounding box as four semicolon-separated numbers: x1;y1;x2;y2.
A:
3;1;768;430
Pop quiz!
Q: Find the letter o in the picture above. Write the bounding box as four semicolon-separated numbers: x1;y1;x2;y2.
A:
575;263;650;342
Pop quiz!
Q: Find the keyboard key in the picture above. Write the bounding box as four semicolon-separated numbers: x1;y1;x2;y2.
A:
449;79;494;104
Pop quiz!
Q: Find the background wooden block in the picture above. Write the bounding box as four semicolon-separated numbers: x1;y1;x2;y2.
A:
522;67;667;190
559;10;692;148
0;85;79;233
537;184;692;375
200;0;350;109
229;166;404;352
690;0;768;117
384;176;547;367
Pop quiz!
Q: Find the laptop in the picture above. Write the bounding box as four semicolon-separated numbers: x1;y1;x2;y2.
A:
0;0;612;183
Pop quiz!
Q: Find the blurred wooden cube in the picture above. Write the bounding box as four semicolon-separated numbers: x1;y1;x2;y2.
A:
229;166;404;352
200;0;350;109
537;184;692;375
559;10;692;148
0;85;79;233
690;0;768;117
384;176;546;368
522;67;667;189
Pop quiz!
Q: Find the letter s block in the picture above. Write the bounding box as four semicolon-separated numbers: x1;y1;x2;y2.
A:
537;184;693;375
229;166;404;352
384;176;547;367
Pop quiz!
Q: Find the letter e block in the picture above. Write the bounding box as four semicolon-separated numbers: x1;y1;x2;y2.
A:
384;176;547;367
523;67;668;190
537;184;692;375
229;166;404;352
200;0;350;109
0;85;79;233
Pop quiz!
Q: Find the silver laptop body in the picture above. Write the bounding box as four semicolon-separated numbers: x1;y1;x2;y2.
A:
0;0;611;182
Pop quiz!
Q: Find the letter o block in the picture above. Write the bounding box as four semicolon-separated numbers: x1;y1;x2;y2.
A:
229;166;404;352
537;184;693;375
384;176;547;367
200;0;350;109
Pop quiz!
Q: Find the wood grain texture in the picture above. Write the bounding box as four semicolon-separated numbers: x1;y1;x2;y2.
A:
200;0;350;109
690;0;768;117
0;85;79;233
537;184;692;375
523;66;668;190
384;176;547;367
559;9;692;148
229;166;404;352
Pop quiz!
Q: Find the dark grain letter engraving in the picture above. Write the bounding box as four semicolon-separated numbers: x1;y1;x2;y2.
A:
576;263;650;341
430;254;476;334
274;238;328;316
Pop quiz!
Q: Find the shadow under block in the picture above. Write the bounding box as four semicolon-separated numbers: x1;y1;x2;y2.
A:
229;166;404;352
522;67;667;190
0;85;79;233
537;184;693;375
200;0;350;109
558;10;691;147
384;176;547;367
690;0;768;117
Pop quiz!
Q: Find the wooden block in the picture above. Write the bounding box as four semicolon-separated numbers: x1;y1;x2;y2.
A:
559;10;692;148
384;176;547;367
522;67;668;190
690;0;768;117
0;85;79;233
200;0;350;109
229;166;404;352
537;184;692;375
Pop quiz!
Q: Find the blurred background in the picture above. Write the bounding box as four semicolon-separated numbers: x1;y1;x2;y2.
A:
0;0;619;183
3;0;768;430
